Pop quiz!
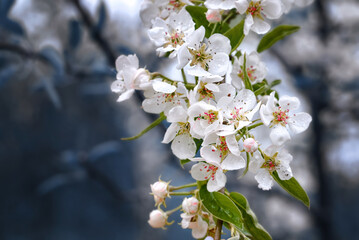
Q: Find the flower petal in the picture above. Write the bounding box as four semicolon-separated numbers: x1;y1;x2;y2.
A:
191;162;210;181
162;123;180;144
270;124;291;145
255;169;273;190
279;95;300;111
172;134;197;159
288;112;312;134
152;80;177;93
221;153;246;170
207;170;226;192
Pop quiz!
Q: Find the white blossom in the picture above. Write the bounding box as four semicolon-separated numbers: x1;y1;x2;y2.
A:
249;145;293;190
162;105;197;159
205;0;237;10
140;0;193;27
148;8;195;58
187;101;223;138
142;81;187;115
217;89;260;135
260;92;312;145
235;0;283;35
231;52;267;89
177;26;231;77
111;54;151;102
181;213;208;239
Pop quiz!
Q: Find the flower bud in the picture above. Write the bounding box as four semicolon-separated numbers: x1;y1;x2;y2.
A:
204;237;214;240
243;138;258;153
148;209;167;228
182;197;199;215
206;9;222;23
151;180;169;199
133;68;151;89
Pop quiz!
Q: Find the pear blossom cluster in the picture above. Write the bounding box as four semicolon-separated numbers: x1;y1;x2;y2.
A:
112;0;313;239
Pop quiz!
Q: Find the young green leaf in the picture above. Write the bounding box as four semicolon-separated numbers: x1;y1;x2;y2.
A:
121;113;166;140
199;185;243;229
180;159;191;168
257;25;300;53
185;6;212;38
271;171;310;208
230;192;272;240
224;19;245;53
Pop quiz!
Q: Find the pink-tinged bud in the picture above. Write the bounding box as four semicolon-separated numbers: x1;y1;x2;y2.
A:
206;9;222;23
151;181;169;199
182;197;199;215
243;138;258;153
148;209;167;228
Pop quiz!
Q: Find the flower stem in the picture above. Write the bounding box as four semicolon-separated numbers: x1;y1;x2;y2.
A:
181;69;188;84
214;218;223;240
151;72;177;83
211;23;218;36
165;204;182;216
247;122;263;130
169;191;194;196
169;182;197;191
195;76;199;85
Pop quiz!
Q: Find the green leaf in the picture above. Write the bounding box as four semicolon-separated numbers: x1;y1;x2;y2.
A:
199;185;243;229
254;85;267;96
224;19;245;53
185;6;212;38
242;54;254;91
257;25;300;53
271;171;310;208
269;79;281;87
121;113;166;140
230;192;272;240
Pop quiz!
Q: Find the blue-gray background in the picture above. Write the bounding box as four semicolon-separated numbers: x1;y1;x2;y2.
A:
0;0;358;239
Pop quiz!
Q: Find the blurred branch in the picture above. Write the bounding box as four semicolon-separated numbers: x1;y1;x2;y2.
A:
0;42;48;63
70;0;116;64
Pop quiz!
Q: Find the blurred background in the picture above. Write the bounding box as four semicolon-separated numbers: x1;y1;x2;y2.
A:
0;0;358;239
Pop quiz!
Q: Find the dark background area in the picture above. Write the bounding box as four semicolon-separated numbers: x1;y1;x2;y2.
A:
0;0;358;239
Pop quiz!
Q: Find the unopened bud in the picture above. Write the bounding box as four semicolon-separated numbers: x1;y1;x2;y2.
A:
206;9;222;23
151;181;169;199
148;209;167;228
182;197;199;215
243;138;258;153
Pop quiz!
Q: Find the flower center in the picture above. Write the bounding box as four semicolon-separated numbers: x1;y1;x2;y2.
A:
246;1;263;17
165;31;185;48
194;110;218;124
198;82;214;101
168;0;185;10
162;92;176;103
212;136;229;160
238;65;257;82
189;43;213;70
178;122;191;135
272;107;289;126
203;164;218;181
261;152;279;172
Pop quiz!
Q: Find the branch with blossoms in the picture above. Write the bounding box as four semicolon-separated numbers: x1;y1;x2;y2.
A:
112;0;313;239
